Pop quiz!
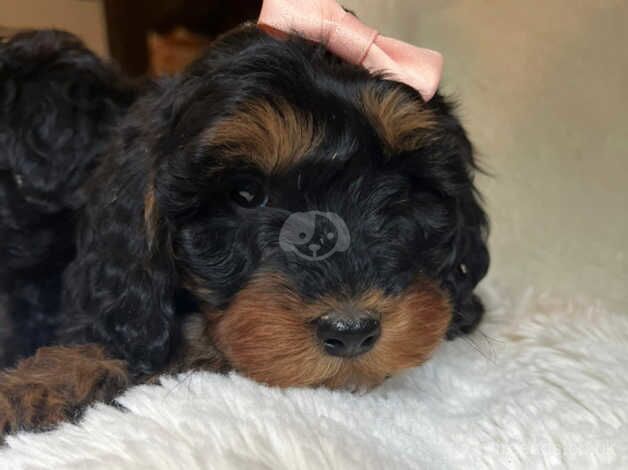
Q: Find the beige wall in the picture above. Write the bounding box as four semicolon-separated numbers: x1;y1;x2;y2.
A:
344;0;627;312
0;0;108;57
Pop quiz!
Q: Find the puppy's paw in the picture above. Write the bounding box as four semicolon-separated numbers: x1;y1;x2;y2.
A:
0;345;129;438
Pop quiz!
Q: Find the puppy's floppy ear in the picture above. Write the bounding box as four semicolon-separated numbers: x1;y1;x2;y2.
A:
363;85;489;337
62;91;179;376
61;33;254;374
420;94;490;338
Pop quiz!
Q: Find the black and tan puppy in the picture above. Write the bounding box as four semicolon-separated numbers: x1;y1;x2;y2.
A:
0;24;489;435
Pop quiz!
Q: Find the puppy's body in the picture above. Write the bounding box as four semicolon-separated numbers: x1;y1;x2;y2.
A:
0;25;489;434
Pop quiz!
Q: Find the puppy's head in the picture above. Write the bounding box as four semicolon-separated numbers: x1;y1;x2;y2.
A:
70;25;489;389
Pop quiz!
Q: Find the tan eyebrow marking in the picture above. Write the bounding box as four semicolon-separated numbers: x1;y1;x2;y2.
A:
202;99;324;173
361;87;436;153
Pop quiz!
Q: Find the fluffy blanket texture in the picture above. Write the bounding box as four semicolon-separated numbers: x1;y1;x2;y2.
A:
1;284;626;470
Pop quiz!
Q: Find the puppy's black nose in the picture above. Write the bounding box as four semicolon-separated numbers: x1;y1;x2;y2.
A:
316;312;380;358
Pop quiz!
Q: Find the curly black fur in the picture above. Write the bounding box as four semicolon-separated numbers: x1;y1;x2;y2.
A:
0;31;136;366
1;26;489;378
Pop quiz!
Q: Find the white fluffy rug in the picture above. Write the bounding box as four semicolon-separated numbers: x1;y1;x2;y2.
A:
1;284;627;470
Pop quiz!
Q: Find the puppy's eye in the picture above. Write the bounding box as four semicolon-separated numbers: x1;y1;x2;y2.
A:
231;176;268;208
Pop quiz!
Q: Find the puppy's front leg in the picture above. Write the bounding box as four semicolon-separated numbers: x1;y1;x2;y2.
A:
0;344;129;439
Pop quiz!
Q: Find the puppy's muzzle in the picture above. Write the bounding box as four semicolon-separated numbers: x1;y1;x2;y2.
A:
315;309;381;358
